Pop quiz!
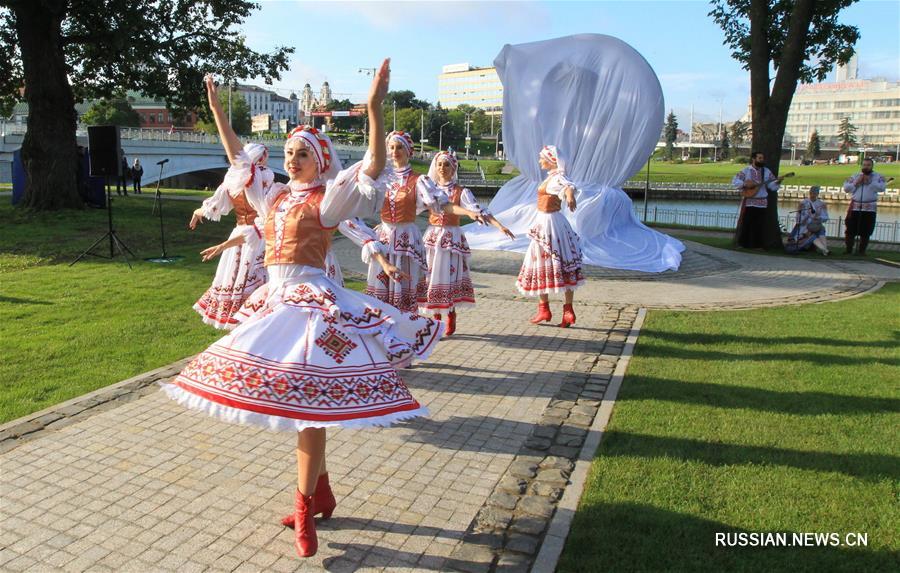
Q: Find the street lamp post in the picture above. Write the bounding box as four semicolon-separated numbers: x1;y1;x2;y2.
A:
464;113;472;159
438;121;450;151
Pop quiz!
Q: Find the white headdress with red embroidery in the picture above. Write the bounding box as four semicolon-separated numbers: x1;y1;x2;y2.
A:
428;151;459;184
540;145;567;175
386;130;414;156
285;125;342;181
243;143;268;166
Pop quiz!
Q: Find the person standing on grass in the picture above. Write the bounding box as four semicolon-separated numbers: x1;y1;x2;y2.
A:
131;159;144;194
517;145;584;328
117;154;129;196
843;158;887;255
163;61;445;559
732;151;785;249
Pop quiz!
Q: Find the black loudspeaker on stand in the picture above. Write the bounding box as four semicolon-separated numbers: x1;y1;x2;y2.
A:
71;125;135;269
145;158;182;263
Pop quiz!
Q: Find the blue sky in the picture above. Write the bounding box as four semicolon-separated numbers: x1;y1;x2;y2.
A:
242;0;900;123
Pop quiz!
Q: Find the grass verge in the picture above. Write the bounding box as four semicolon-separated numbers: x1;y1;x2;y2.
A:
0;198;362;423
558;284;900;572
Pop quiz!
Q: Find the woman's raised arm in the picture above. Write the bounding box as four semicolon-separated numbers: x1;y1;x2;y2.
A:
363;59;391;180
204;75;243;165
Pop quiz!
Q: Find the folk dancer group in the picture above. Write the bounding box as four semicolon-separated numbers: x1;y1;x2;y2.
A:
169;58;586;559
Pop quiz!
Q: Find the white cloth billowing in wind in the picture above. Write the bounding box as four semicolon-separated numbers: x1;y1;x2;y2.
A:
463;34;684;272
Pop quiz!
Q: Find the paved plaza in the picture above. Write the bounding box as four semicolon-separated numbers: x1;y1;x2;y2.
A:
2;239;898;572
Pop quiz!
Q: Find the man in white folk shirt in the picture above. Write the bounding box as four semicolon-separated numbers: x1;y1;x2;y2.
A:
843;158;886;256
732;151;786;249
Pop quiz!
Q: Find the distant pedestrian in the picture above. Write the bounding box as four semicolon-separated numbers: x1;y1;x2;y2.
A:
131;159;143;194
843;158;887;255
117;154;129;196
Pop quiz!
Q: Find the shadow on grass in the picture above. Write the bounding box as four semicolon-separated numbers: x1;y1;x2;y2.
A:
640;329;900;349
0;295;53;305
622;375;900;416
600;430;899;482
634;341;899;367
559;501;896;573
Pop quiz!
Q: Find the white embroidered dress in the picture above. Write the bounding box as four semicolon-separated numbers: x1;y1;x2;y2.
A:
164;153;443;430
192;167;274;329
516;171;585;296
325;218;385;287
367;165;444;311
419;184;484;313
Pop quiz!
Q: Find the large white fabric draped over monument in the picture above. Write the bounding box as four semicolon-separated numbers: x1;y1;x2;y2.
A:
464;34;684;272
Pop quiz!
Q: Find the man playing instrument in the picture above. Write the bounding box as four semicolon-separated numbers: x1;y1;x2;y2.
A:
732;152;786;249
843;158;887;256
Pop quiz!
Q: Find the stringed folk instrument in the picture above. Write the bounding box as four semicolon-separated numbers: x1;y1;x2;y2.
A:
742;172;795;198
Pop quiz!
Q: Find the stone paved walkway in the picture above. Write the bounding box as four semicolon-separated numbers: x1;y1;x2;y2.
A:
1;237;896;572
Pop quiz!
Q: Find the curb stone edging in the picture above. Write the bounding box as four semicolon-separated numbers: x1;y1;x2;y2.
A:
531;307;647;573
445;306;640;573
0;357;193;453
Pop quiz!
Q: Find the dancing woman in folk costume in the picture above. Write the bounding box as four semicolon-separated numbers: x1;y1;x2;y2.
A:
367;130;485;312
164;61;443;558
188;143;271;329
420;151;514;335
517;145;585;328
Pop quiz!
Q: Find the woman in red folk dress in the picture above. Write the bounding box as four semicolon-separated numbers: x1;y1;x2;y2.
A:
420;151;514;335
189;143;272;329
516;145;585;327
365;131;484;312
163;61;443;558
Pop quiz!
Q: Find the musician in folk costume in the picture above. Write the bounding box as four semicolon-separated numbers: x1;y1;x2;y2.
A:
786;185;830;256
843;158;887;255
732;152;786;249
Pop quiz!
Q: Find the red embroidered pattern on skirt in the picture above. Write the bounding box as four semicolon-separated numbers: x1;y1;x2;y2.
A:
418;278;475;310
174;348;423;421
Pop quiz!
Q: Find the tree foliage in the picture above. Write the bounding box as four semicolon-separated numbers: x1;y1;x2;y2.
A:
806;129;821;159
729;120;750;146
664;111;678;160
195;89;252;135
837;117;857;154
2;0;292;210
80;97;141;127
385;90;429;110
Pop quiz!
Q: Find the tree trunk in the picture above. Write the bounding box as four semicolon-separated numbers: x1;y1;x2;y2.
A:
14;0;83;210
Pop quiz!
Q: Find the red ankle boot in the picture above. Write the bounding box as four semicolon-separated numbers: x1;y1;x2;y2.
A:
530;301;552;324
558;303;576;328
445;311;457;336
281;473;336;527
294;490;317;558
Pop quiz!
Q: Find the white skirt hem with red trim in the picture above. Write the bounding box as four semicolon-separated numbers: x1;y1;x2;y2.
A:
193;224;266;329
419;225;476;313
516;211;585;297
161;383;429;431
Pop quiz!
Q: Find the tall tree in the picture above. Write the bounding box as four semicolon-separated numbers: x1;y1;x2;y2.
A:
719;130;730;159
806;129;821;160
384;90;428;110
837;116;857;154
710;0;859;248
80;97;141;127
1;1;292;210
664;111;678;160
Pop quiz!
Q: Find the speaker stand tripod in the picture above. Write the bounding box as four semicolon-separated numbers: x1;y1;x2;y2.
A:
70;176;135;269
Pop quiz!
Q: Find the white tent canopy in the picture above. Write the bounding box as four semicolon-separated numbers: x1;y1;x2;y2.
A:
464;34;684;273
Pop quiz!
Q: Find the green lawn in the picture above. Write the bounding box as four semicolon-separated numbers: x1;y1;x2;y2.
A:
637;160;900;188
663;230;900;264
0;198;361;423
559;284;900;572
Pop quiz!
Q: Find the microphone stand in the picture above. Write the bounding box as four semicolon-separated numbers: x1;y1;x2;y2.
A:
145;158;182;263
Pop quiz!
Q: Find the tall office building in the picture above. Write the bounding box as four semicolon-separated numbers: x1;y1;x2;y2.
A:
437;63;503;113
